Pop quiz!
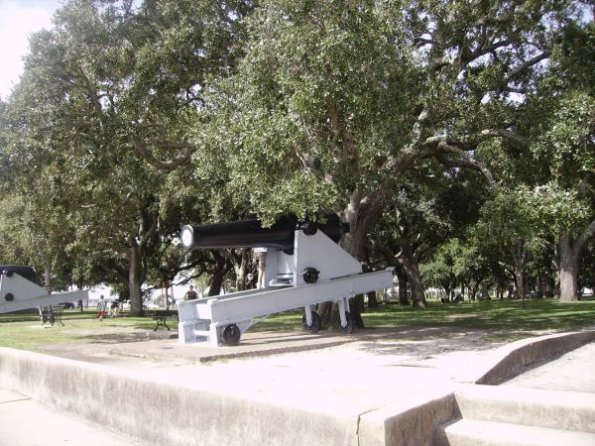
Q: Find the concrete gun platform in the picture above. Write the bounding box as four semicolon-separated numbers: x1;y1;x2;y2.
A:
1;325;594;445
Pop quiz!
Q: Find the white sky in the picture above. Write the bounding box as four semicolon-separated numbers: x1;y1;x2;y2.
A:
0;0;62;99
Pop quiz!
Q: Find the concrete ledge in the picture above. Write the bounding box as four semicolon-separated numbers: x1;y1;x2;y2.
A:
359;390;458;446
444;419;595;446
0;347;359;446
454;385;595;433
474;330;595;385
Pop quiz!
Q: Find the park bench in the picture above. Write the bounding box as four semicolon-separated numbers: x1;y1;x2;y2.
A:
38;304;65;326
153;310;175;331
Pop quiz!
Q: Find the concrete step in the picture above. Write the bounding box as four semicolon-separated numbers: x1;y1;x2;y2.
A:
454;385;595;433
443;418;595;446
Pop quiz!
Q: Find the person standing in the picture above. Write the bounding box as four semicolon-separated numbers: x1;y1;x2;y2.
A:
253;248;267;289
184;285;198;301
97;295;107;321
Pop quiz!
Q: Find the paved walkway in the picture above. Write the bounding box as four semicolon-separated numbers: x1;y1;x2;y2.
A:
503;341;595;392
0;388;148;446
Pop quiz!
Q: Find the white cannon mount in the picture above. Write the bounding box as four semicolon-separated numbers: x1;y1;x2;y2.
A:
0;269;88;314
177;226;393;347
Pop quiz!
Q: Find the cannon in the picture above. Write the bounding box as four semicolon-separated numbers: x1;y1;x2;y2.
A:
0;265;88;314
177;214;393;347
180;214;347;252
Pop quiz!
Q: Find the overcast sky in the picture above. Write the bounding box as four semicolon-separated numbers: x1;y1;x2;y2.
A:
0;0;62;99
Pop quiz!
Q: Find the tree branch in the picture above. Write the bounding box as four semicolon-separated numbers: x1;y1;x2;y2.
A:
132;138;195;174
434;139;495;188
574;218;595;255
177;91;205;109
386;108;433;172
481;128;529;147
464;39;511;66
504;86;527;94
414;37;433;48
504;51;550;84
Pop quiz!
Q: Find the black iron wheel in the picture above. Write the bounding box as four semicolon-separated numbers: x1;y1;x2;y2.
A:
303;311;321;333
222;324;241;346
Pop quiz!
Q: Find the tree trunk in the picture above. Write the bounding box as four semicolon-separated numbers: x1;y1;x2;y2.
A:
394;266;410;305
317;189;385;329
409;267;425;307
497;286;504;300
544;273;554;298
128;238;144;316
234;249;251;291
398;274;409;305
208;251;227;297
480;282;490;300
557;220;595;301
164;283;170;311
351;295;365;327
363;264;378;308
398;237;426;308
367;290;378;308
512;246;528;300
514;269;525;300
43;260;52;293
441;280;451;303
558;234;580;301
470;281;480;301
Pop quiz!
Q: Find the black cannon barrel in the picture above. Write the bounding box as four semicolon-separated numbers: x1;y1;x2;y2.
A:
0;265;37;283
181;215;297;251
181;214;348;251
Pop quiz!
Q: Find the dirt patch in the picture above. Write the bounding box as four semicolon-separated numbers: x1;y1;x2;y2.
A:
34;325;517;370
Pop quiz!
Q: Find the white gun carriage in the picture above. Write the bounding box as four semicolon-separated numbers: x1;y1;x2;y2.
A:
178;214;393;347
0;265;88;321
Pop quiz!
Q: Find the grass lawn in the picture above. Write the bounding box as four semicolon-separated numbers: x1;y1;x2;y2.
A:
0;310;157;350
253;296;595;330
0;298;594;352
363;298;595;332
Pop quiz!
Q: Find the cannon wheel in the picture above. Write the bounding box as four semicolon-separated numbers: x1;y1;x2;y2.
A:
222;324;241;346
340;311;354;334
303;311;321;333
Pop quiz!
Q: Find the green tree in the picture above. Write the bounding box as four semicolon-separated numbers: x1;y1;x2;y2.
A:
200;0;582;318
471;187;548;299
372;165;484;306
532;183;593;301
527;17;595;300
421;238;490;302
1;0;253;314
